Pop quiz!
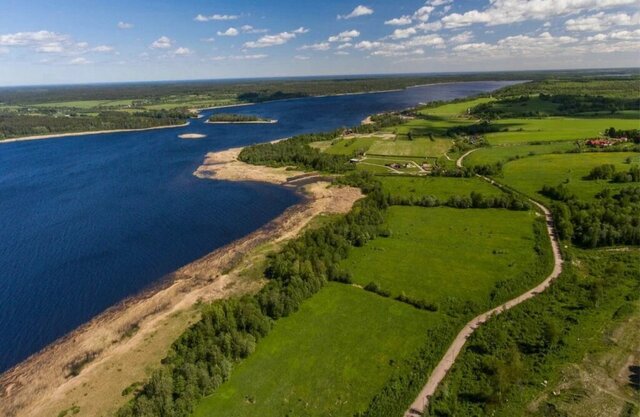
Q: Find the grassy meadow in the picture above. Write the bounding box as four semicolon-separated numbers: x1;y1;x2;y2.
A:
379;176;503;200
192;283;443;417
341;207;545;307
500;152;640;201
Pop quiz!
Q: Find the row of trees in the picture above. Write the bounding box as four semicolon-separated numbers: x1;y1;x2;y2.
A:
386;190;531;211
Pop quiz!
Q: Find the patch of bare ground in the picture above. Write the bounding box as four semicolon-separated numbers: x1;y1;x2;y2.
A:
0;146;362;417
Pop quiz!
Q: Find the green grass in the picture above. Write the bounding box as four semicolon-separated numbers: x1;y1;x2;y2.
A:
421;98;493;117
193;283;441;417
379;176;504;200
501;152;640;201
465;142;579;167
323;137;379;155
485;117;640;145
368;137;452;157
341;207;542;307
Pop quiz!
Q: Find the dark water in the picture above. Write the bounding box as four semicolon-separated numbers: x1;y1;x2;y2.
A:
0;81;517;372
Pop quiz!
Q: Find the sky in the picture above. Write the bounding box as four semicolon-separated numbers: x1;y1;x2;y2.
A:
0;0;639;86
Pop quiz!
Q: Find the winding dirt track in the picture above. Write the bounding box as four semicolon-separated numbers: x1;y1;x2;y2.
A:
405;148;564;416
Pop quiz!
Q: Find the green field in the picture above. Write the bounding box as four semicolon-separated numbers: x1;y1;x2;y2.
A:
368;137;452;157
193;283;442;417
322;136;379;155
485;117;640;145
341;207;544;307
380;176;504;200
501;152;640;201
465;142;578;166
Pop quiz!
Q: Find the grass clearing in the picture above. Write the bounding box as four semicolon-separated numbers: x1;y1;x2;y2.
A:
501;152;640;201
368;137;452;157
465;142;579;166
323;136;379;155
379;176;504;200
193;283;442;417
341;207;543;307
485;117;640;145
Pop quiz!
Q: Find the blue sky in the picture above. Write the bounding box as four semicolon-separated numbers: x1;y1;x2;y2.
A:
0;0;638;86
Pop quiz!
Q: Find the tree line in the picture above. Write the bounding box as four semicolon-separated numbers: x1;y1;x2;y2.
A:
542;185;640;247
0;109;190;140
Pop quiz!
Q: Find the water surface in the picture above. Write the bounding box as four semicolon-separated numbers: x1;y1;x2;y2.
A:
0;81;518;372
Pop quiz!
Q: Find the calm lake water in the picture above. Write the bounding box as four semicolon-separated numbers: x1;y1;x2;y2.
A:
0;81;517;372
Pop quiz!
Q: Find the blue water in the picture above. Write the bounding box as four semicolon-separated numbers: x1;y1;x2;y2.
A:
0;81;517;372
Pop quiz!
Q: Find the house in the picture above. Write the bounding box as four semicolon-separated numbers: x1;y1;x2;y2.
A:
586;138;613;148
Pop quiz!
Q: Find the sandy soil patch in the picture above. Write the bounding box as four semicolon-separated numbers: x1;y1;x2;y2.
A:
179;133;207;139
0;145;362;417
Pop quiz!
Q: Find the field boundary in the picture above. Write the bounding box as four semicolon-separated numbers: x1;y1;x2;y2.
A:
405;148;564;416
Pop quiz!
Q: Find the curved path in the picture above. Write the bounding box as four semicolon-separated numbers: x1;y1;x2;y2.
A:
405;148;564;416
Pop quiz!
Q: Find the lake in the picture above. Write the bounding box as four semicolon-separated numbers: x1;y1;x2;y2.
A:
0;81;517;373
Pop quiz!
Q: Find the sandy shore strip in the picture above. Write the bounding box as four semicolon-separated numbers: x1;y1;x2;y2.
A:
0;145;362;417
0;121;191;145
205;119;278;125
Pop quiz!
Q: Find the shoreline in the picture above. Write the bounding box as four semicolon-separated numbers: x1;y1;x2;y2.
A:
0;80;518;146
0;121;190;145
0;145;363;417
205;119;278;125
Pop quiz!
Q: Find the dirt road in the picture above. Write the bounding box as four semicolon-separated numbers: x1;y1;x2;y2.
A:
406;148;564;416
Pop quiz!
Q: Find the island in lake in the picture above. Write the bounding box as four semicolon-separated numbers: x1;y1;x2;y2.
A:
206;113;278;124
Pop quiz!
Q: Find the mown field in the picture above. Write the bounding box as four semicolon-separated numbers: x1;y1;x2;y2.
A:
464;142;578;167
192;283;444;417
500;152;640;201
379;176;503;200
341;206;544;307
484;117;640;145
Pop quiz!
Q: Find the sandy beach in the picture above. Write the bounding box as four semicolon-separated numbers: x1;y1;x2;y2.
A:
0;144;362;417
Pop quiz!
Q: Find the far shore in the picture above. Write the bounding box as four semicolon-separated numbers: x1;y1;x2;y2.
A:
0;121;190;145
0;142;363;417
205;119;278;125
0;80;511;146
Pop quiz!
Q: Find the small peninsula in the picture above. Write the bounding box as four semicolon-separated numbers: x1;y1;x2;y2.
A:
206;113;278;124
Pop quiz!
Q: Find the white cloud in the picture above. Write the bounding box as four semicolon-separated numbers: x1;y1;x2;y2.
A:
69;57;91;65
173;47;192;56
428;0;452;6
91;45;114;52
328;30;360;42
117;21;133;29
337;42;353;49
0;47;8;54
201;37;216;43
355;34;444;57
335;51;350;55
217;27;239;37
194;14;238;22
453;32;578;55
442;0;638;28
385;15;413;26
294;55;310;60
415;21;443;32
244;28;308;48
565;11;640;31
449;31;474;44
0;30;68;47
587;28;640;41
150;36;172;49
240;25;268;34
390;27;417;39
211;54;268;60
414;6;435;22
299;42;330;51
338;5;374;20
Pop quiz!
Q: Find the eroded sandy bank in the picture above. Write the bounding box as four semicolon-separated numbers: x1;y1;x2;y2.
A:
0;145;362;417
